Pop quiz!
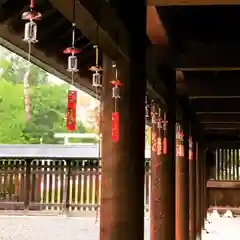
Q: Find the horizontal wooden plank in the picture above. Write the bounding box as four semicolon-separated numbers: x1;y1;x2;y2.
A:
207;180;240;188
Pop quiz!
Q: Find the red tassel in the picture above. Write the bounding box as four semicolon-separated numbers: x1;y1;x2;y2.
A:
163;137;167;154
189;150;193;161
180;144;184;157
176;143;180;157
112;112;119;142
66;90;77;131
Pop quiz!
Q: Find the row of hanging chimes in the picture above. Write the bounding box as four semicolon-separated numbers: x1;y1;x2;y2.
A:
149;101;168;154
176;124;184;157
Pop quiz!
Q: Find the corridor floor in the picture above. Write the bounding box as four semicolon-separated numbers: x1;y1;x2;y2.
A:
0;214;238;239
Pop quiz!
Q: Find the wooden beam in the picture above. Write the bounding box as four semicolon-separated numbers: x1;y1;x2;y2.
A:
199;114;240;123
192;99;240;113
203;123;240;129
50;0;171;103
177;81;240;98
49;0;129;62
0;24;94;95
175;43;240;69
148;0;240;6
146;6;168;45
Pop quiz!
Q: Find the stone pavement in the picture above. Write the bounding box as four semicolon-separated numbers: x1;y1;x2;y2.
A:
0;214;238;240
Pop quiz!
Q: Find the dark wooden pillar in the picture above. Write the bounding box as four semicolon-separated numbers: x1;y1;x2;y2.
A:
196;142;202;239
189;137;197;240
176;120;189;240
203;150;208;221
164;70;176;239
199;144;205;231
100;2;146;237
150;103;160;239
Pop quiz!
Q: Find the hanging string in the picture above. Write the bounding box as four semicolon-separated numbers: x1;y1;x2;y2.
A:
22;0;41;121
30;0;34;9
64;0;80;131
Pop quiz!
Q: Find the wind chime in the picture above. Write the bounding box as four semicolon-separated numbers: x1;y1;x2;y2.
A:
162;112;168;154
89;42;103;226
189;136;193;160
179;127;184;157
145;95;150;119
151;102;157;153
64;0;80;131
157;107;163;156
89;45;103;137
176;123;181;157
22;0;42;121
111;62;121;142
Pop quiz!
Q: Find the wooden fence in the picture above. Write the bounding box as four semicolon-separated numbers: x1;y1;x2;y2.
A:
208;148;240;214
0;158;151;212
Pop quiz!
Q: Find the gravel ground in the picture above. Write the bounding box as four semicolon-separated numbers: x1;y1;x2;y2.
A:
0;214;238;240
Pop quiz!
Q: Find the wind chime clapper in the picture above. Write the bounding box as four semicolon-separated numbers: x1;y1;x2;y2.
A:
22;0;42;44
111;62;121;143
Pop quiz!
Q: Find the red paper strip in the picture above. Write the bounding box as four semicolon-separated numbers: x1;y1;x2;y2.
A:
66;90;77;131
180;144;184;157
151;132;157;153
112;112;119;142
176;144;180;157
163;137;167;154
157;137;162;156
189;150;193;161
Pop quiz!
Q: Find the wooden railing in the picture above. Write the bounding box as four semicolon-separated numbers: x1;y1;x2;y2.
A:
0;158;151;212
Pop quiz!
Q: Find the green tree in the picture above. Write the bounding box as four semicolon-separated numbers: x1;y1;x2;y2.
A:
0;46;48;85
0;46;96;144
0;78;27;143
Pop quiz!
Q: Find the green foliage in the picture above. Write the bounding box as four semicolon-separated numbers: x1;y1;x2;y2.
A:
0;46;95;144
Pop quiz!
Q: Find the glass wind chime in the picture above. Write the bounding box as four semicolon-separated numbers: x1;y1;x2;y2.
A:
162;112;168;154
176;123;181;157
63;2;80;131
179;127;184;157
157;107;163;156
151;102;157;153
111;63;121;142
22;0;42;121
189;136;193;160
89;45;103;138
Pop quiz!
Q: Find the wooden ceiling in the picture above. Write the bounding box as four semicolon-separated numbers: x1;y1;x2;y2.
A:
157;5;240;141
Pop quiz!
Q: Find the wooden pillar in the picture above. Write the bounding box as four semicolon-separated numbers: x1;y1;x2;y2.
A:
196;142;202;239
189;136;197;240
199;144;205;230
203;150;208;221
176;119;189;240
100;2;146;237
164;70;176;239
150;103;161;239
150;68;176;239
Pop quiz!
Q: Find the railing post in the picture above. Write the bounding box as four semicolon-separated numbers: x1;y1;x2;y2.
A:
63;160;71;214
24;159;31;210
